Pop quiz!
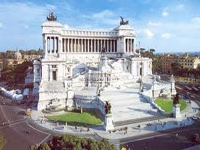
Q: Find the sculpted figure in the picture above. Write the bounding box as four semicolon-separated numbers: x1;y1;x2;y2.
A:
105;101;111;114
173;93;180;105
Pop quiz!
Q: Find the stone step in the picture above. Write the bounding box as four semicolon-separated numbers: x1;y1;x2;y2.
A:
101;94;141;101
111;104;155;110
114;116;167;127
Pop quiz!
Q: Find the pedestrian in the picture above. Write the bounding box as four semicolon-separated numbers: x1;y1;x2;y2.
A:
138;125;141;132
80;126;83;132
75;125;77;130
87;127;89;132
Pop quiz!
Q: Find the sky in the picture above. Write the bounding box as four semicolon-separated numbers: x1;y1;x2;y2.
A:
0;0;200;53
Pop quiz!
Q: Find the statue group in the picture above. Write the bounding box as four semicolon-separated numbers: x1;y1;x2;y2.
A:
47;12;57;21
120;16;129;25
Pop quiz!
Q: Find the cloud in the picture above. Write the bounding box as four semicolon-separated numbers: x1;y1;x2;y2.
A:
162;11;168;17
24;25;29;29
0;22;3;28
85;9;119;26
161;33;171;39
46;4;56;11
143;29;154;39
0;2;51;25
191;17;200;23
92;9;115;19
64;24;70;29
176;4;184;10
147;21;162;27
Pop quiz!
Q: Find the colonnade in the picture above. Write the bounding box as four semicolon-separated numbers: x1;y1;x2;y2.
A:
62;38;117;53
46;37;59;54
126;39;134;53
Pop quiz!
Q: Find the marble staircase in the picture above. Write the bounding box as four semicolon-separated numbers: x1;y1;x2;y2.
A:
100;84;162;122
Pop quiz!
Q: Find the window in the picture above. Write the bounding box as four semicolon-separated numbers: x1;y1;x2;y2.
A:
52;65;57;68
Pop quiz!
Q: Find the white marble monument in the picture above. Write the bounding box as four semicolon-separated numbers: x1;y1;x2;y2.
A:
33;13;176;129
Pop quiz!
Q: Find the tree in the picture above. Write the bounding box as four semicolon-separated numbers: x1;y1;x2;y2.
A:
171;62;182;75
150;48;155;53
28;145;38;150
39;143;51;150
29;134;116;150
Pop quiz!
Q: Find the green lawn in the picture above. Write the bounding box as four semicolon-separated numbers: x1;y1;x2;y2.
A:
154;98;187;114
47;110;103;126
0;133;5;150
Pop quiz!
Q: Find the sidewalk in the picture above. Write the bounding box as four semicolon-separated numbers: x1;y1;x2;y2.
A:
30;100;199;140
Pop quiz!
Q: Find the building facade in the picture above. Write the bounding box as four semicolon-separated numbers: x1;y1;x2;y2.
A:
161;54;177;74
161;53;200;74
177;53;200;70
35;13;152;111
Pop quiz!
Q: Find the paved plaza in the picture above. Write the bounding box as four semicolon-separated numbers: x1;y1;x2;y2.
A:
31;100;199;140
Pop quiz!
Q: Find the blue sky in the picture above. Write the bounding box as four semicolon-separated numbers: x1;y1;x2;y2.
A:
0;0;200;53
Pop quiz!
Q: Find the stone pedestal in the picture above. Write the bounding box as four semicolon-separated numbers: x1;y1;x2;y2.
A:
173;104;182;118
104;114;114;131
88;70;91;87
170;75;176;96
66;90;74;111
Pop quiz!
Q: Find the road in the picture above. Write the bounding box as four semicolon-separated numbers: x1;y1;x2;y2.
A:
0;96;52;150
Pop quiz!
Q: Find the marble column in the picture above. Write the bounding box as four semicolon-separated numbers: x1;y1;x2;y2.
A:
107;40;109;52
87;39;89;52
72;39;74;52
67;38;69;52
68;39;70;52
80;39;83;53
55;37;57;53
77;39;80;52
132;39;134;53
113;40;115;53
49;37;52;54
63;38;66;52
89;39;91;52
58;37;61;53
57;37;58;53
127;39;129;53
75;38;77;52
130;39;132;53
47;37;49;53
97;39;99;52
115;39;116;53
44;36;47;57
